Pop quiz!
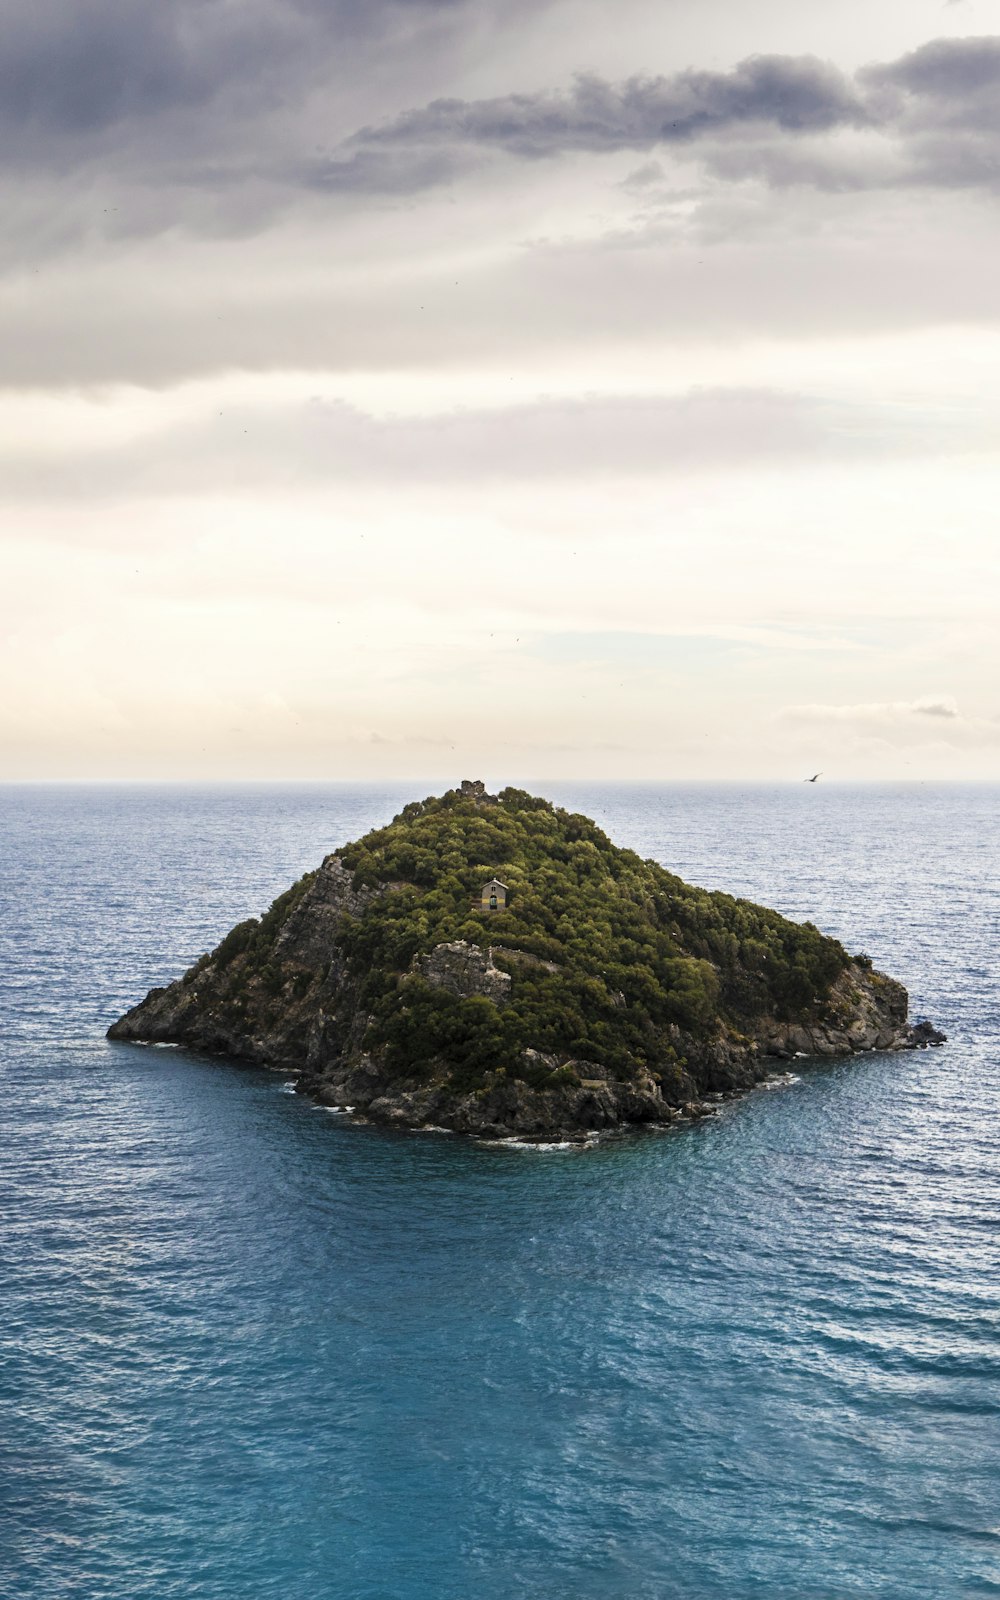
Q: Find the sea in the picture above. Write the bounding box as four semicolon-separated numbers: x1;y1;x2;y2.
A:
1;781;998;1600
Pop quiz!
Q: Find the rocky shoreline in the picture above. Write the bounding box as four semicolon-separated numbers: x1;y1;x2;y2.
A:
289;948;944;1141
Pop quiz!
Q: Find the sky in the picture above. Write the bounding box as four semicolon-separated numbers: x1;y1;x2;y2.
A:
3;0;1000;782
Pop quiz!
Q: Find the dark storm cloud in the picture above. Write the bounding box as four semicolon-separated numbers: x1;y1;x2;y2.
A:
864;35;1000;98
314;52;869;189
318;35;1000;196
347;56;867;157
0;3;214;134
857;37;1000;193
0;0;542;265
2;21;1000;296
306;145;473;195
0;0;493;150
6;9;1000;195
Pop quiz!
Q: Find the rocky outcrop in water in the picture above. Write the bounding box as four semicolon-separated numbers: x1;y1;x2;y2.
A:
108;783;944;1139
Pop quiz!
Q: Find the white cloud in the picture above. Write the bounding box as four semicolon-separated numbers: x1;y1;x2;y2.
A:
777;697;1000;752
780;696;961;723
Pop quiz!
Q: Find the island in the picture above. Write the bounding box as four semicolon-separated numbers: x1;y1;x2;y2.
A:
108;780;945;1139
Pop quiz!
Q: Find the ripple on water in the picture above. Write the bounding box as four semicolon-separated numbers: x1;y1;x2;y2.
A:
1;781;999;1600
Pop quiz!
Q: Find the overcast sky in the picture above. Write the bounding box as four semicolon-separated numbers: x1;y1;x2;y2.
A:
4;0;1000;780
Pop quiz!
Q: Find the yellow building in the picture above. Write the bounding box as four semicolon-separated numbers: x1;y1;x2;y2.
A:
480;878;508;911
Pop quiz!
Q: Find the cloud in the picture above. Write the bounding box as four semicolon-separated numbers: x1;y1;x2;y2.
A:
775;695;1000;749
319;36;1000;198
911;697;960;718
0;0;566;277
0;0;479;145
2;28;1000;390
0;0;541;207
344;54;866;157
0;0;315;160
0;24;997;296
0;386;976;504
863;35;1000;99
4;23;1000;223
316;55;868;192
780;696;961;724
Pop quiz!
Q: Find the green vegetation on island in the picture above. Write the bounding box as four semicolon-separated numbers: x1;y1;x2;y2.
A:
109;780;937;1137
331;783;847;1087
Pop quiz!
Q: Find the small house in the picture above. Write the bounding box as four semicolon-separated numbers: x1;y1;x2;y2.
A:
481;878;508;912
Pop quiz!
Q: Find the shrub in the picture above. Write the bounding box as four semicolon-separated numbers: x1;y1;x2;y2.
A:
331;785;850;1086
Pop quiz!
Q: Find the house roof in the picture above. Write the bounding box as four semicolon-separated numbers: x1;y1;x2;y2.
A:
483;878;508;889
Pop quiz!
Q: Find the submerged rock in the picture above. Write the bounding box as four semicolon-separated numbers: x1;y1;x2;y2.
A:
108;782;944;1138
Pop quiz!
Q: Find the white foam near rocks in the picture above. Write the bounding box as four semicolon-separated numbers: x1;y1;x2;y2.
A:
481;1137;590;1152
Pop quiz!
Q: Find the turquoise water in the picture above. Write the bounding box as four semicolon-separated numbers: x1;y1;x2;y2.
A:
2;782;998;1599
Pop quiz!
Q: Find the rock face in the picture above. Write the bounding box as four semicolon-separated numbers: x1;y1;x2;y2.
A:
420;942;512;1007
108;783;945;1139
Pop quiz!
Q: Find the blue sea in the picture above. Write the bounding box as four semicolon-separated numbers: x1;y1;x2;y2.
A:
2;782;998;1600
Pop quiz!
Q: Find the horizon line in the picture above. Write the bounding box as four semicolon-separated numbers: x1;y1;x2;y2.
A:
1;775;994;788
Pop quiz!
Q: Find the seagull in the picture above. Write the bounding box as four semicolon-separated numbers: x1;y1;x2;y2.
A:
804;772;822;783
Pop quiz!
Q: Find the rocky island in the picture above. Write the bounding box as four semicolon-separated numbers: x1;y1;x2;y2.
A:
108;781;944;1139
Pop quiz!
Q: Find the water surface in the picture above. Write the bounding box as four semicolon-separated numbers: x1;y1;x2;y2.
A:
2;782;998;1599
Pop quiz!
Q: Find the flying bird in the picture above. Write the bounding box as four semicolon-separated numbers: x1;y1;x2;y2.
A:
804;772;822;783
